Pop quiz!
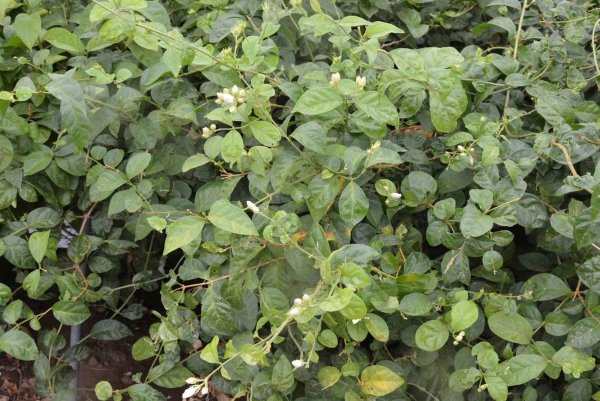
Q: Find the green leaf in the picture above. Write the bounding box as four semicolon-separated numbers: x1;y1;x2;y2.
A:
523;273;571;301
90;170;127;202
364;22;404;39
221;130;244;162
416;320;449;351
577;255;600;292
200;335;219;364
28;230;50;264
361;365;404;396
163;216;205;255
52;300;91;326
319;287;353;312
182;154;210;172
488;312;532;345
95;381;113;401
132;337;156;361
0;135;13;174
0;330;38;360
401;171;437;207
13;12;41;50
249;120;281;147
353;91;399;127
485;376;508;401
339;182;368;229
27;207;61;229
23;151;51;176
126;152;152;178
566;317;600;348
90;319;132;340
364;313;389;342
449;301;478;332
293;87;343;115
208;199;258;236
502;354;547;386
398;293;432;316
166;98;198;124
430;85;468;133
272;355;294;392
291;122;327;154
460;205;494;238
153;364;194;388
318;366;341;388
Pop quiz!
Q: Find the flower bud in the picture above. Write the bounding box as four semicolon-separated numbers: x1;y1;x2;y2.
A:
246;201;260;213
294;298;302;306
289;307;301;316
329;72;341;87
201;387;209;395
231;85;239;95
457;145;465;152
390;192;402;200
302;294;311;302
292;360;305;368
186;377;201;385
210;124;216;131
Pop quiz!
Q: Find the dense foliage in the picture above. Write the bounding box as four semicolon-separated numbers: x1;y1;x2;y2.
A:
1;0;600;399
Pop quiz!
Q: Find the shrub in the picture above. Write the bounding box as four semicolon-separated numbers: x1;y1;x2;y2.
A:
1;0;600;399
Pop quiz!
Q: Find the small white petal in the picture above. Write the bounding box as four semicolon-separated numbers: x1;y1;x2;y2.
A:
292;360;305;368
182;386;197;399
218;93;235;104
390;193;402;200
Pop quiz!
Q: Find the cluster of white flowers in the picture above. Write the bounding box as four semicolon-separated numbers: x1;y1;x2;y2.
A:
457;145;475;166
201;124;217;139
452;330;465;346
182;378;209;398
216;85;246;113
289;294;311;316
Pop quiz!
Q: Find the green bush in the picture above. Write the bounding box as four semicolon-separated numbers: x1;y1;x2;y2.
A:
1;0;600;399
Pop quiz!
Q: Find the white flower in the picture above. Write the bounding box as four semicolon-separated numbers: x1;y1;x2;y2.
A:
390;192;402;200
292;360;305;368
457;145;465;152
352;318;361;324
217;92;235;104
201;387;209;395
289;307;301;316
186;377;201;385
182;386;198;399
302;294;311;302
202;127;211;137
228;104;237;113
294;298;302;306
231;85;239;95
246;201;260;213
